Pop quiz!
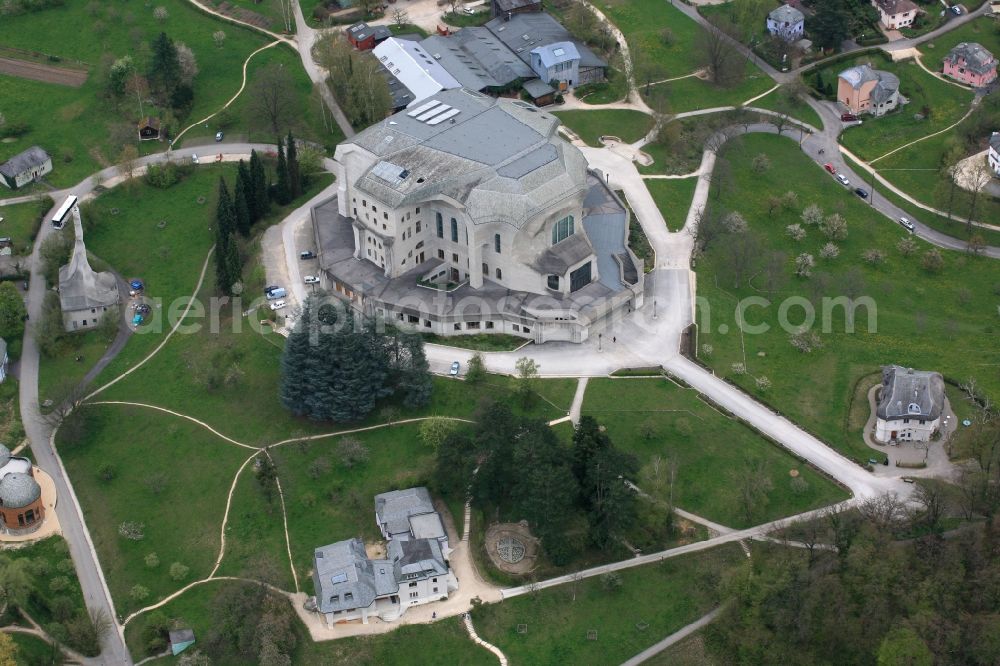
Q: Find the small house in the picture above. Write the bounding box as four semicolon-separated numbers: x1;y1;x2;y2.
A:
942;42;998;88
137;117;161;141
766;5;805;42
0;146;52;190
58;206;120;332
347;22;392;51
838;64;900;116
523;78;556;106
0;444;46;535
875;366;945;443
988;132;1000;177
530;41;580;89
872;0;919;29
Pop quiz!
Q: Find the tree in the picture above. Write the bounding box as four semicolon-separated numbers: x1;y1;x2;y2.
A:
465;352;486;384
400;333;432;408
732;457;773;523
336;436;369;468
285;131;302;199
921;248;944;273
274;137;291;205
632;47;666;97
148;32;181;98
572;416;611;491
175;42;198;87
419;417;458;451
877;627;933;666
965;162;993;232
751;153;771;173
811;1;850;50
0;556;33;611
213;178;240;295
250;150;270;220
0;282;27;341
794;253;814;277
0;631;18;666
392;7;409;27
514;357;538;406
213;30;227;48
696;24;744;87
435;429;476;496
585;446;639;547
896;236;918;256
153;6;169;22
345;56;392;127
234;160;252;236
250;64;296;136
801;203;824;226
820;213;848;240
118;144;140;183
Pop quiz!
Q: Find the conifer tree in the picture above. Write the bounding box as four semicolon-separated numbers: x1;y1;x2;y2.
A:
234;166;251;236
149;32;181;96
401;334;432;408
249;150;269;220
214;178;238;294
286;131;302;198
279;297;314;415
236;159;254;231
275;137;291;205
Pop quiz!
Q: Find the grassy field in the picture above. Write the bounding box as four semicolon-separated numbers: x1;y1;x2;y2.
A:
695;133;1000;464
918;17;1000;64
574;68;629;104
652;64;775;114
9;632;63;666
750;86;825;130
553;110;654;146
124;578;493;664
583;378;848;527
58;404;252;614
593;0;706;75
422;332;528;351
205;0;295;32
37;327;119;407
0;197;48;255
646;178;699;231
473;544;745;666
808;53;974;161
0;0;333;186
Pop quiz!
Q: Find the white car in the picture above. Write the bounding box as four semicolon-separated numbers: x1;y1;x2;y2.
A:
450;361;460;376
269;300;287;311
304;275;320;284
191;154;199;165
899;217;915;232
835;174;850;187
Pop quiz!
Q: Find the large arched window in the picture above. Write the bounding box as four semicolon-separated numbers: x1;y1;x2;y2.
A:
494;233;501;254
551;215;574;245
435;212;443;238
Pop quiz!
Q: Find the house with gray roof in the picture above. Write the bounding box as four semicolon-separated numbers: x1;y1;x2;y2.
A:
318;88;643;344
309;490;458;626
875;366;946;443
942;42;998;88
766;4;804;41
485;12;606;86
988;131;1000;177
530;41;580;88
0;146;52;190
838;64;901;117
57;205;120;332
420;27;534;93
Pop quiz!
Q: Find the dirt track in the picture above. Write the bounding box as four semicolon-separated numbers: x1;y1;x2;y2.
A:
0;57;87;87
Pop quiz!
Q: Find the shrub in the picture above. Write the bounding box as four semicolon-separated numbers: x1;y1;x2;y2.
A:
819;242;840;259
820;213;848;240
97;463;116;482
786;224;806;241
130;585;150;602
751;153;771;173
789;330;824;353
118;521;145;541
49;576;69;592
56;558;74;573
862;248;886;265
755;375;772;391
601;571;623;591
307;456;331;479
896;237;918;256
801;203;824;226
337;436;369;468
144;552;160;568
731;362;747;375
921;248;944;273
794;253;814;277
169;562;189;581
723;211;748;233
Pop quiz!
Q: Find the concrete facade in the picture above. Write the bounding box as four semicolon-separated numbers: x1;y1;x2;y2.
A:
316;88;643;344
0;445;45;535
838;64;900;117
989;132;1000;177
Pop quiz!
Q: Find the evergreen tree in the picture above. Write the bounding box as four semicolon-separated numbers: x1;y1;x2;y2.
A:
400;334;432;408
234;165;251;237
279;298;315;415
286;131;302;198
472;402;520;507
215;177;236;238
275;137;291;205
249;150;270;221
224;232;241;293
811;1;850;51
571;415;612;498
149;32;181;96
584;447;639;547
435;430;476;497
213;178;238;294
236;160;254;232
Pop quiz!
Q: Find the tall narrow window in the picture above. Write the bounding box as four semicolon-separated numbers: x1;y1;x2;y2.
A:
551;215;575;245
494;233;501;254
436;213;443;238
450;218;458;243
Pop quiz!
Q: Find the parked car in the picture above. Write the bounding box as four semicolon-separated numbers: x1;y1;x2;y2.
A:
270;300;287;311
132;313;144;326
130;279;144;291
854;188;868;199
950;5;962;14
191;154;199;164
450;361;460;376
836;174;850;186
899;217;915;231
299;250;316;260
136;303;151;316
841;113;858;122
264;285;280;294
824;163;836;174
304;275;320;284
266;287;287;300
215;131;224;142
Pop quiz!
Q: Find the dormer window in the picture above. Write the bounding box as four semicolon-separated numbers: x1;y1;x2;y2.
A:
907;403;921;414
551;215;574;245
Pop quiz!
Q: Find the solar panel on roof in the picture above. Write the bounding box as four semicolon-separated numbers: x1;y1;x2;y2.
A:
418;104;451;121
331;572;348;584
408;100;441;116
426;108;461;125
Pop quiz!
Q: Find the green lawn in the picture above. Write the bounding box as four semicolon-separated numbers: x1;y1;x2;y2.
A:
646;178;698;232
808;53;974;161
124;578;492;664
37;327;119;408
0;197;49;255
473;544;745;666
574;67;629;104
750;86;825;130
918;17;1000;65
421;332;528;351
204;0;294;32
0;0;328;186
58;404;252;614
651;64;775;114
583;378;848;527
9;632;64;666
553;110;654;146
695;133;1000;465
593;0;706;75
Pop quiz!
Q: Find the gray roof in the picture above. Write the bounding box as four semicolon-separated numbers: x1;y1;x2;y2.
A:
870;71;900;105
58;207;120;312
346;89;589;229
348;22;391;43
0;338;6;362
531;41;580;69
877;366;945;421
485;12;606;69
768;4;804;23
839;64;880;89
0;146;50;179
388;538;448;581
0;444;10;469
0;472;40;509
168;629;195;645
991;132;1000;153
944;42;997;76
421;28;533;90
313;538;397;614
522;78;555;98
533;233;593;274
375;487;436;536
874;0;918;14
582;176;633;290
494;0;540;12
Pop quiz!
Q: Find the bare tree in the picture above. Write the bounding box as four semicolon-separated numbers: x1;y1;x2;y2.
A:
696;24;745;87
249;64;296;136
965;162;993;232
118;144;140;183
858;492;906;532
911;482;947;531
732;457;773;523
392;7;409;28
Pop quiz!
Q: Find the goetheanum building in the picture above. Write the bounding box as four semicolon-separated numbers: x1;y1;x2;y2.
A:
0;444;45;534
314;88;643;343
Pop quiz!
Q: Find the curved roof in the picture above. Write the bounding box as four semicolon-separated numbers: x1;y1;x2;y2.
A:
0;472;41;509
839;64;879;89
0;444;10;469
769;5;804;23
877;365;945;421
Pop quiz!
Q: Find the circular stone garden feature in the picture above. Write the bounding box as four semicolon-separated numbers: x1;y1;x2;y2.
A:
484;521;540;575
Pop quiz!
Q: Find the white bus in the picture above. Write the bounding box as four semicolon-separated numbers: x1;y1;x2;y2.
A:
51;194;78;229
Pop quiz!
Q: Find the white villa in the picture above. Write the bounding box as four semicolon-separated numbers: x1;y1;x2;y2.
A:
875;366;945;443
988;132;1000;177
315;88;644;344
309;487;458;626
766;4;805;41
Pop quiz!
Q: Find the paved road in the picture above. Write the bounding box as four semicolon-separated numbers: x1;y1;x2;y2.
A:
15;144;277;665
620;606;725;666
290;0;355;138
